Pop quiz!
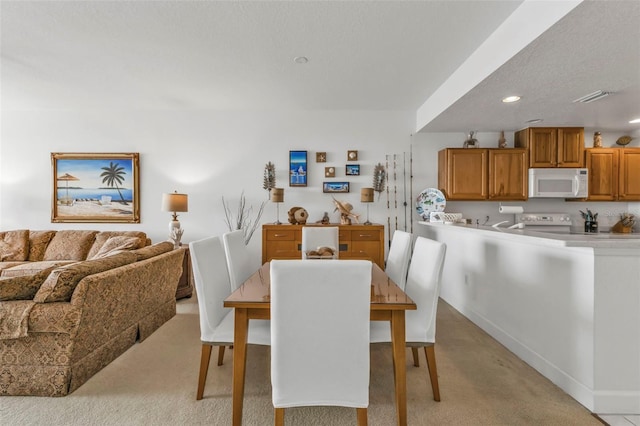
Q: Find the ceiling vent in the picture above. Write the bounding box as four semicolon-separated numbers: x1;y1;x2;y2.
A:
572;90;611;103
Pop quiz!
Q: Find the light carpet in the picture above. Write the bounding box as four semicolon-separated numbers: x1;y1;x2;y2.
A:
0;296;602;425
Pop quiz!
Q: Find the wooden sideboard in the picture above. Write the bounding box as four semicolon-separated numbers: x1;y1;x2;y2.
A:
262;223;385;269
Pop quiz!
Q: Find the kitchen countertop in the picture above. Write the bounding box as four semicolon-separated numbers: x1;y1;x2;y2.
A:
418;221;640;249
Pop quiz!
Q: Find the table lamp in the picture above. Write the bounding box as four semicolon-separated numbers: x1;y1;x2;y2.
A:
361;187;374;225
271;188;284;225
161;191;188;232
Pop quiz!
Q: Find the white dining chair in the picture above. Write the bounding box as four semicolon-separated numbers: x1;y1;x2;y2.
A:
222;229;259;291
190;235;270;401
270;259;371;425
385;230;413;291
370;236;446;401
301;226;339;259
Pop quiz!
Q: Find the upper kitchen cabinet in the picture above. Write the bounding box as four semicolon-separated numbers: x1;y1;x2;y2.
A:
488;149;528;200
587;148;640;201
515;127;584;168
438;148;487;200
438;148;527;201
619;149;640;200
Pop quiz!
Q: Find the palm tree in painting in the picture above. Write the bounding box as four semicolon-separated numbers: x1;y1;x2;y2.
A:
100;161;128;205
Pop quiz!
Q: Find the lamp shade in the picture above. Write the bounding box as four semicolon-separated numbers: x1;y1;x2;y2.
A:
360;188;374;203
162;192;188;212
271;188;284;203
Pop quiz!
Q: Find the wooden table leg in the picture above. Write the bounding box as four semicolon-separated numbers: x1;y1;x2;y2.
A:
390;310;407;426
232;308;249;426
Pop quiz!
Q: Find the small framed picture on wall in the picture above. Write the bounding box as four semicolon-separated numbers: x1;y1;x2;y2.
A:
345;164;360;176
323;181;350;193
289;150;308;187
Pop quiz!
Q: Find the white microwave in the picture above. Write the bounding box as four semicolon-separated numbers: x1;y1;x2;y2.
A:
528;168;588;198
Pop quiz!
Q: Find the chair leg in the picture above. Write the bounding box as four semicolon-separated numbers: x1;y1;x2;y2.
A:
356;407;368;426
424;345;441;401
217;346;226;366
197;344;212;400
411;347;420;367
274;407;285;426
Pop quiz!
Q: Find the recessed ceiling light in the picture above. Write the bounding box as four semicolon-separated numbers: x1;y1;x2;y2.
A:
502;96;521;103
526;119;543;124
572;90;611;103
293;56;308;64
629;118;640;124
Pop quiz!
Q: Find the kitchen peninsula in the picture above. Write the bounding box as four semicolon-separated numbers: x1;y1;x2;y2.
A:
418;222;640;415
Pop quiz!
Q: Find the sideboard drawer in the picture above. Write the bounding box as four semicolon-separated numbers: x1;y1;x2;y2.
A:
266;229;296;241
351;230;381;241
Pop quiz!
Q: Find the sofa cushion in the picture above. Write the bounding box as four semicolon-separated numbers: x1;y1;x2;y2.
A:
132;241;174;261
0;261;28;272
0;230;29;261
28;230;57;261
86;231;147;260
1;261;76;278
34;251;137;303
0;267;55;301
43;230;98;261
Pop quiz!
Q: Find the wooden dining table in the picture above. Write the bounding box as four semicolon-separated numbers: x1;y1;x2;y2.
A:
223;260;416;426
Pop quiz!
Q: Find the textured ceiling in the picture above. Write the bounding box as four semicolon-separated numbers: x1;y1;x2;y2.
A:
1;1;639;134
421;0;640;133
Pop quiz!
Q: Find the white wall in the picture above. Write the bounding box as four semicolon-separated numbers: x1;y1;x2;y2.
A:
2;110;638;261
0;108;415;259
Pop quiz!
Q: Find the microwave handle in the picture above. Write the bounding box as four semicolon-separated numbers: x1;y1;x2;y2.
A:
573;175;581;196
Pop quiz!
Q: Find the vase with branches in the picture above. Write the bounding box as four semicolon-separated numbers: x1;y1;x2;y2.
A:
222;191;266;245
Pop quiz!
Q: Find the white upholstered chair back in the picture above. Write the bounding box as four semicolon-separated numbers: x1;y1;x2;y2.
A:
270;259;371;415
369;236;446;402
385;230;413;291
223;229;258;291
190;235;270;401
190;235;232;342
301;226;339;259
404;236;446;344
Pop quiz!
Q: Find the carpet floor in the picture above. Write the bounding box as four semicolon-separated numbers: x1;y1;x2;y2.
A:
0;296;603;425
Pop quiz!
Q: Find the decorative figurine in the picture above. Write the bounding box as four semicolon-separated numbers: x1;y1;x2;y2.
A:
263;161;276;191
332;197;360;224
287;206;308;225
463;131;479;148
372;163;386;199
593;132;602;148
321;211;330;224
498;130;507;148
616;135;633;146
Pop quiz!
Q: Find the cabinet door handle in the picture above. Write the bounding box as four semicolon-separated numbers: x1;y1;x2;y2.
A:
274;234;286;237
358;234;372;238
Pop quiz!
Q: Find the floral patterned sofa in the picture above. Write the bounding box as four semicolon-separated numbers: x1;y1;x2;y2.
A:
0;230;185;396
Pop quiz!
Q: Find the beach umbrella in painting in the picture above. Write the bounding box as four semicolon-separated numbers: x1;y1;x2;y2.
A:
57;173;79;205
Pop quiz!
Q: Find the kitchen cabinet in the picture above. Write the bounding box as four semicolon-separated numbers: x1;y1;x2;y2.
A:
262;223;385;269
586;148;640;201
514;127;584;167
438;148;527;201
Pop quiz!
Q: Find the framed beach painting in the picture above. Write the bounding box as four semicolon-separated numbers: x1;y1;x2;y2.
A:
289;150;307;187
51;152;140;223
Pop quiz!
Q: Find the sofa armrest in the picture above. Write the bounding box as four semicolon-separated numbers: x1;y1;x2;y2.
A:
28;302;81;337
0;300;35;339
